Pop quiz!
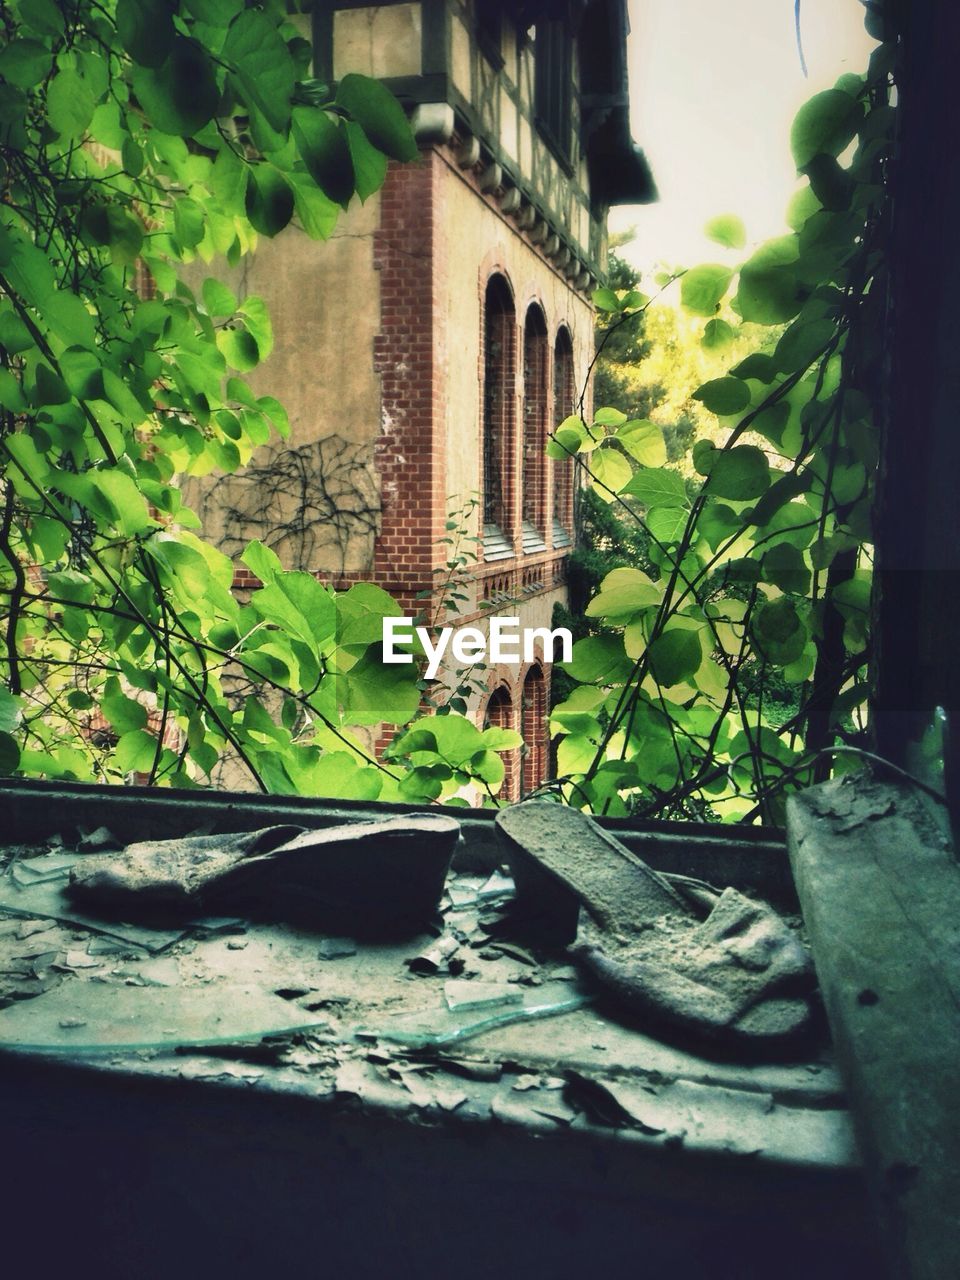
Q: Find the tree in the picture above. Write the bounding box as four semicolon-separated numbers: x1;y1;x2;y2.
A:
0;0;521;802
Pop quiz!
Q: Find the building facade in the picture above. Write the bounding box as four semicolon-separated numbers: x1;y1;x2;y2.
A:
192;0;652;798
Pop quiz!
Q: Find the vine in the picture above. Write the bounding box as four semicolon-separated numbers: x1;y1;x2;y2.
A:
543;33;895;824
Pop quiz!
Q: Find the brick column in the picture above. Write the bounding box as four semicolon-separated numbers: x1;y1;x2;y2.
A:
372;153;447;613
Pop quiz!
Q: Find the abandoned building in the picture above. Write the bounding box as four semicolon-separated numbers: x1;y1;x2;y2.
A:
188;0;653;797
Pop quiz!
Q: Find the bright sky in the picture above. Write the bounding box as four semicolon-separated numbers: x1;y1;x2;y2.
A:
611;0;877;273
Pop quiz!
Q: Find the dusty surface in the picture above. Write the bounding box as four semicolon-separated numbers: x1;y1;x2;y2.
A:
0;826;857;1172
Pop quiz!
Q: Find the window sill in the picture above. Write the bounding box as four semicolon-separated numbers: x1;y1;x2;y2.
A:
0;778;875;1278
482;522;514;562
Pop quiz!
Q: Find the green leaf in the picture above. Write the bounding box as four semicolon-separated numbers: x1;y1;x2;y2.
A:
593;406;627;427
804;154;854;213
34;363;70;406
217;326;260;372
102;685;149;734
762;542;811;595
546;424;583;460
224;8;296;136
616;419;666;467
211;144;248;212
562;634;632;685
589;446;632;497
18;0;64;37
345;119;388;201
202;278;238;317
593;287;620;312
692;376;750;416
131;39;219;137
183;0;238;25
88;468;155;535
749;470;810;526
774;317;836;374
698;501;742;550
47;70;96;139
786;184;822;232
680;264;733;316
173;197;205;250
252;571;335;653
647;506;689;544
730;352;778;383
121;135;144;178
338;647;420;725
705;446;770;500
245;164;295;237
791;89;863;170
81;202;144;265
623;467;688;509
470;749;504;788
648;628;702;686
701;318;736;351
46;569;95;604
335;73;417;162
293;107;355;207
585;567;660;619
116;0;174;68
0;368;27;412
59;346;103;399
751;598;807;666
480;726;523;752
289;171;340;239
736;236;804;325
0;311;33;356
238;296;273;360
0;37;52;88
114;729;158;773
0;689;22;734
704;214;746;249
0;731;20;776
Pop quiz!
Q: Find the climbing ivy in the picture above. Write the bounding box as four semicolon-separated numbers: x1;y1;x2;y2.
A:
0;0;523;802
546;40;894;824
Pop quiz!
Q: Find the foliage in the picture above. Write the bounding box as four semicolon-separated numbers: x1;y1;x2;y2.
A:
0;0;518;803
545;44;892;824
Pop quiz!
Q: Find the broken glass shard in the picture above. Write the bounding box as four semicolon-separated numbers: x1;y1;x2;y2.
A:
443;980;522;1012
0;983;328;1054
354;981;591;1049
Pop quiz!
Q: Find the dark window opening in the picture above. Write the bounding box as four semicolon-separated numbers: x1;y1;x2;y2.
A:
521;664;547;796
522;304;549;554
534;19;573;161
485;685;519;801
482;275;516;561
552;326;575;549
474;0;504;68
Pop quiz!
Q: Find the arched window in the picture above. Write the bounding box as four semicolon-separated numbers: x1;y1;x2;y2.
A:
522;303;549;553
484;684;519;802
552;326;575;548
482;275;516;562
521;664;547;796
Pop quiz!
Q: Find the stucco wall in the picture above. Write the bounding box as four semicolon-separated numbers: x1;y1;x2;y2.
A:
182;195;384;575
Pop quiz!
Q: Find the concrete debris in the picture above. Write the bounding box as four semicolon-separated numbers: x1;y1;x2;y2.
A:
498;802;816;1054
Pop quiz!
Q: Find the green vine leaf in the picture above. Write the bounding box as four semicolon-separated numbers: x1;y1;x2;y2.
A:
704;214;746;249
790;89;864;170
680;264;733;316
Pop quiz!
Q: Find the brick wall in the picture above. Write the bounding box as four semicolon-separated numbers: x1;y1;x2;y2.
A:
371;153;448;613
